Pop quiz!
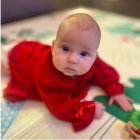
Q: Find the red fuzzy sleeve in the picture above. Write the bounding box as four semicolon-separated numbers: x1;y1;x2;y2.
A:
37;79;96;132
92;57;124;96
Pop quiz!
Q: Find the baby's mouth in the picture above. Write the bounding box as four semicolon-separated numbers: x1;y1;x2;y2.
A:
65;67;76;73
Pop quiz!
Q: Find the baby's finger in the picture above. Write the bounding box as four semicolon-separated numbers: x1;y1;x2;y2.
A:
116;100;127;112
127;102;133;111
120;100;132;112
126;97;134;103
108;98;114;106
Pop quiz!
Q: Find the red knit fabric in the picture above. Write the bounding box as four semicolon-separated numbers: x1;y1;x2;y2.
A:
3;41;124;132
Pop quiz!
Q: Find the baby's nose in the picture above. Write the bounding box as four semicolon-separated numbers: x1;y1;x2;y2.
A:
67;53;78;64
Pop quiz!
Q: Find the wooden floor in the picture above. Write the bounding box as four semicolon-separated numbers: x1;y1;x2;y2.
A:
54;0;140;18
2;0;140;24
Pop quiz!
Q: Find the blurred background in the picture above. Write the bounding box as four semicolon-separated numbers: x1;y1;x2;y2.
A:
2;0;140;24
1;1;140;139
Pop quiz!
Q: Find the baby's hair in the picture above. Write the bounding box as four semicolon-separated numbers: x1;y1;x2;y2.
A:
56;13;101;39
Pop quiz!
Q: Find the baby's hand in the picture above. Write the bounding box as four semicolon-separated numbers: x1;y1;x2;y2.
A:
95;102;105;119
108;94;134;112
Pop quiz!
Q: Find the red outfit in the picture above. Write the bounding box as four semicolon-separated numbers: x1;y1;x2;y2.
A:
4;41;124;132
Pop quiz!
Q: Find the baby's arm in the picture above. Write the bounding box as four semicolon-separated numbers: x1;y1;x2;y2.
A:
37;83;97;132
92;57;133;112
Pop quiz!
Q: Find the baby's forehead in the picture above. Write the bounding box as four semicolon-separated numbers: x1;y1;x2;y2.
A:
57;14;100;39
65;15;97;30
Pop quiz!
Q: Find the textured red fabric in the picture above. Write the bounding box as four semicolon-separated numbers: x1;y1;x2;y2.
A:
3;41;124;132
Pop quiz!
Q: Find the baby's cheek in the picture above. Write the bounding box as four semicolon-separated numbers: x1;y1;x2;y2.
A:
78;64;89;74
54;55;66;67
80;60;93;72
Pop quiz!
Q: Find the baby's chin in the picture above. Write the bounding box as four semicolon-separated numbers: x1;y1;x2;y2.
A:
57;67;89;77
62;71;86;77
62;71;76;77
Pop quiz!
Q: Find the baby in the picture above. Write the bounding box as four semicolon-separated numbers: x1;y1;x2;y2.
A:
2;13;133;132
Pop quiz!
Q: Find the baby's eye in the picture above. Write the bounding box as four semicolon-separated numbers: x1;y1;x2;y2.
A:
62;46;69;52
80;51;88;56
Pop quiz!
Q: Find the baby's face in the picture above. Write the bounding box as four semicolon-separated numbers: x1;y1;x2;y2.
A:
52;27;99;76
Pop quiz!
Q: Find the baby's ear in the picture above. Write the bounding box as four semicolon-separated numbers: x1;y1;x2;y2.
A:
51;40;56;51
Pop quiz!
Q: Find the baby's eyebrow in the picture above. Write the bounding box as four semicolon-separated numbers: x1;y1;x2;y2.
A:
83;46;93;51
61;39;71;44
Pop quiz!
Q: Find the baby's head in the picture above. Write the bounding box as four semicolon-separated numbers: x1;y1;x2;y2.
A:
52;13;101;76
